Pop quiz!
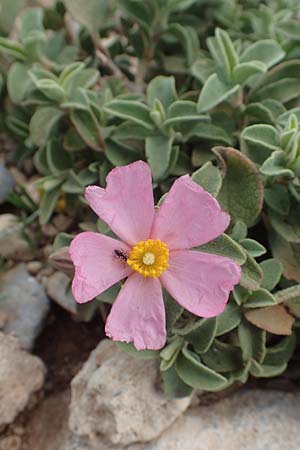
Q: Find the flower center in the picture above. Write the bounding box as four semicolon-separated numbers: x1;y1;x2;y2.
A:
143;252;156;265
127;239;169;278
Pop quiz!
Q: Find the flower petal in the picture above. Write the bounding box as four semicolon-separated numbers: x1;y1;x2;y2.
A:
151;175;230;250
160;250;241;317
85;161;154;246
70;232;132;303
105;273;166;350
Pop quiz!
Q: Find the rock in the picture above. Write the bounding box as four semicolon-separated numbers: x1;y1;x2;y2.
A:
128;389;300;450
46;272;77;314
0;332;46;428
60;434;93;450
0;214;32;261
0;311;8;328
53;214;73;231
25;391;70;450
0;435;22;450
9;168;26;186
0;264;50;349
26;261;43;275
69;340;191;448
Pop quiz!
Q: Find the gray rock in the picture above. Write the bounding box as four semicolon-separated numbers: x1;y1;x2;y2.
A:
26;261;43;275
61;435;95;450
0;332;46;428
128;389;300;450
69;340;191;448
26;391;70;450
46;272;77;315
0;264;50;349
0;214;32;261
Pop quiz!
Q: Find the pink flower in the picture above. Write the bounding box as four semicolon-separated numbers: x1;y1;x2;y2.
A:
70;161;241;350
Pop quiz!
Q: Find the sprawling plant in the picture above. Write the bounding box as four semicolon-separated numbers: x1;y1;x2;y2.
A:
1;0;300;397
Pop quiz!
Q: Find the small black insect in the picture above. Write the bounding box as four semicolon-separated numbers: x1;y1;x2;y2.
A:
114;249;128;262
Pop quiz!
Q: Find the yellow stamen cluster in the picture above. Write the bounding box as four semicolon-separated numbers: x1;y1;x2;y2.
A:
127;239;169;278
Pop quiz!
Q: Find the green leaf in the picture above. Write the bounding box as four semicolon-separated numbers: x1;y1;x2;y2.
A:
260;259;283;291
163;366;193;398
263;334;296;366
197;233;246;265
275;285;300;305
164;101;208;130
164;290;183;331
197;74;240;113
34;79;66;103
230;220;247;241
176;347;227;391
251;78;300;104
46;140;73;175
7;62;32;104
260;151;294;179
233;61;267;86
112;122;156;141
63;0;115;35
34;145;50;175
0;0;25;35
29;107;64;146
250;360;287;378
216;302;242;336
62;170;84;194
238;320;266;363
264;184;290;216
207;28;238;80
245;305;294;336
63;128;85;152
277;108;300;127
233;285;249;306
119;0;155;30
145;135;174;181
0;37;27;60
240;124;280;165
96;284;121;304
185;123;232;145
191;57;214;83
215;147;264;226
60;64;99;96
39;186;61;224
191;162;222;197
269;232;300;282
202;340;243;373
53;232;74;250
245;100;285;124
240;40;285;69
76;301;98;322
244;288;277;309
20;8;44;44
105;139;141;166
269;207;300;243
240;254;264;290
239;239;266;257
215;28;238;73
104;100;154;130
167;23;199;66
116;342;159;359
147;76;178;112
70;110;103;151
160;338;183;371
275;20;300;41
175;318;217;354
150;99;166;130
